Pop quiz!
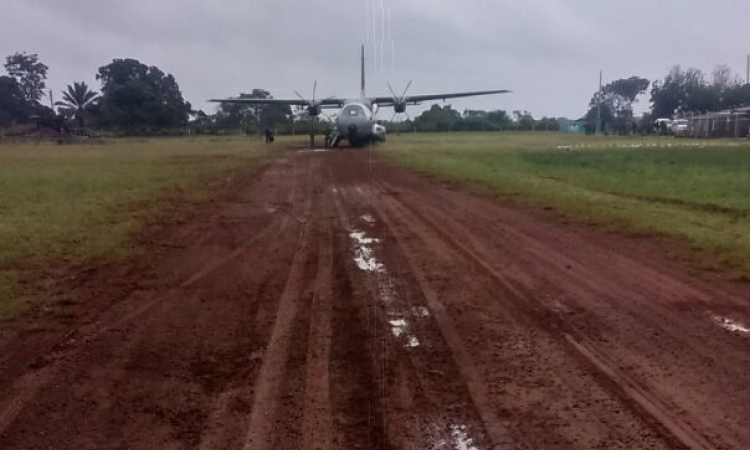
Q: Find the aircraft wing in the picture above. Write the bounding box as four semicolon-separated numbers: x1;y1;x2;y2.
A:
209;97;346;108
372;89;511;107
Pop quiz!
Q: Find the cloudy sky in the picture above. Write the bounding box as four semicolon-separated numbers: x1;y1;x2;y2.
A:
2;0;750;119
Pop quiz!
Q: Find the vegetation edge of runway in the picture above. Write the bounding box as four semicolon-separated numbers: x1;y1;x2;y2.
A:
0;136;273;322
383;132;750;279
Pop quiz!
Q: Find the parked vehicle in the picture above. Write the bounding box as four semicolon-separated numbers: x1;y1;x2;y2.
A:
671;119;689;137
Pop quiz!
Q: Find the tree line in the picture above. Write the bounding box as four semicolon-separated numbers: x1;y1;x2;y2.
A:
0;51;562;136
9;50;744;137
0;52;191;135
583;64;750;134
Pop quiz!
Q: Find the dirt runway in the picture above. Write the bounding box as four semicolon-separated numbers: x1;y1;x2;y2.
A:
1;148;749;450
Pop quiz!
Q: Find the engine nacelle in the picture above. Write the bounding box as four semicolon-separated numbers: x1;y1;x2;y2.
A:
307;105;322;116
372;123;387;142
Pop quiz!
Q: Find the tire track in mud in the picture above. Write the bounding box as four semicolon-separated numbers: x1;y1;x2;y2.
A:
0;219;284;441
194;156;313;450
329;182;390;450
377;183;722;450
0;156;303;443
333;180;507;450
301;202;335;450
240;161;317;450
360;190;519;450
4;148;746;449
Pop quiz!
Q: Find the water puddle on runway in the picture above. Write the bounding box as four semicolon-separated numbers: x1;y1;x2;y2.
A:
349;231;384;273
426;422;482;450
361;214;377;225
349;225;429;349
449;424;481;450
298;148;330;153
388;318;421;347
348;221;482;448
713;315;750;335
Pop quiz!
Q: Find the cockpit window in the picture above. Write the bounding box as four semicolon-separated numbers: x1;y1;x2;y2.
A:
343;105;364;117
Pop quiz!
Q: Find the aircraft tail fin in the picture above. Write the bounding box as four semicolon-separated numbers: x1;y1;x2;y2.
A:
360;44;366;99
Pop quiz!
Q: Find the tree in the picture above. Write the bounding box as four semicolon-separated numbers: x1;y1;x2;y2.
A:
96;59;191;132
536;117;560;131
487;110;512;130
649;64;750;117
513;110;536;130
414;104;462;132
215;89;292;133
651;66;710;117
4;52;49;104
55;82;100;128
585;76;649;133
0;76;28;127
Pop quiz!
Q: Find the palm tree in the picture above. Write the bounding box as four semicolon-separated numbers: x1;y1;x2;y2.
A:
55;82;99;129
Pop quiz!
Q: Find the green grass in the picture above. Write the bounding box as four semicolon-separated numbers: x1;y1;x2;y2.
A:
382;132;750;277
0;136;276;320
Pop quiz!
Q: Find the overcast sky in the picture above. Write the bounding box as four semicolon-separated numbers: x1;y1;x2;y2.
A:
3;0;750;119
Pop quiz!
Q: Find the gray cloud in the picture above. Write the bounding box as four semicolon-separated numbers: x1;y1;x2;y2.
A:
2;0;750;118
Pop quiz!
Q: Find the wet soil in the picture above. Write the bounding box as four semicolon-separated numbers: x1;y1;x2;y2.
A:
0;148;748;450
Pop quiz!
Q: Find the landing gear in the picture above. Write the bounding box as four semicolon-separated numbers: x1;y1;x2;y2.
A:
324;128;340;148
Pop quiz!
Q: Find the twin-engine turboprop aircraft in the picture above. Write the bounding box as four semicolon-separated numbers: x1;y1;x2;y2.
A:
211;46;510;147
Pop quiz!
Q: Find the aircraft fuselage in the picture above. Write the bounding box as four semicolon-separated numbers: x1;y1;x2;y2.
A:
334;101;386;147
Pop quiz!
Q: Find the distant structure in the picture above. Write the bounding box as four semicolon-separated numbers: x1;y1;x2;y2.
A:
680;107;750;138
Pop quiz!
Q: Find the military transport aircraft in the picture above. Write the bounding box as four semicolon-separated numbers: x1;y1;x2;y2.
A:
210;46;510;147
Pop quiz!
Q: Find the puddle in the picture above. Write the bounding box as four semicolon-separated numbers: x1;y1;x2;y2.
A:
350;231;379;245
450;425;480;450
388;316;421;347
389;319;408;337
429;423;482;450
298;148;330;153
361;214;377;224
349;230;384;273
713;315;750;334
349;229;424;349
406;336;421;348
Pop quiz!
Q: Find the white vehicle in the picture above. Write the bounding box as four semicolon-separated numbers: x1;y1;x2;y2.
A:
671;119;689;136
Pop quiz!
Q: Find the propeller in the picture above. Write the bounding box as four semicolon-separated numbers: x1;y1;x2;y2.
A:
388;80;413;114
294;80;334;117
294;80;334;148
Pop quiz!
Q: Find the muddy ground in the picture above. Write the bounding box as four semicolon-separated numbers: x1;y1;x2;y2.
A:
0;148;748;450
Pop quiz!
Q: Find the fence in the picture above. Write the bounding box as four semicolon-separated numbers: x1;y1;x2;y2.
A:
683;112;750;138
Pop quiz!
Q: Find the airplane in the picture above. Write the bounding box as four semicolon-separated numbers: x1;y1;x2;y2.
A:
210;46;510;147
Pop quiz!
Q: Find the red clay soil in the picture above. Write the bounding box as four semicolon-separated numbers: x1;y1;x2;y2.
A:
0;147;749;450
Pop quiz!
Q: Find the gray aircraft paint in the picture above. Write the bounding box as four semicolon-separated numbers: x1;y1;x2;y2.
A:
211;45;509;147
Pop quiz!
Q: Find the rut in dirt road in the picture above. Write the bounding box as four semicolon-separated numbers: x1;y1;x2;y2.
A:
0;148;748;450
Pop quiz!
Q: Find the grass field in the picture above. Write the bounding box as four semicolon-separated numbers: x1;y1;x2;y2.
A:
0;136;273;320
383;132;750;277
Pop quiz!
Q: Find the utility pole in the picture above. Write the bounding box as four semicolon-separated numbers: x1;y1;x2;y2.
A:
596;70;603;134
746;54;749;85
